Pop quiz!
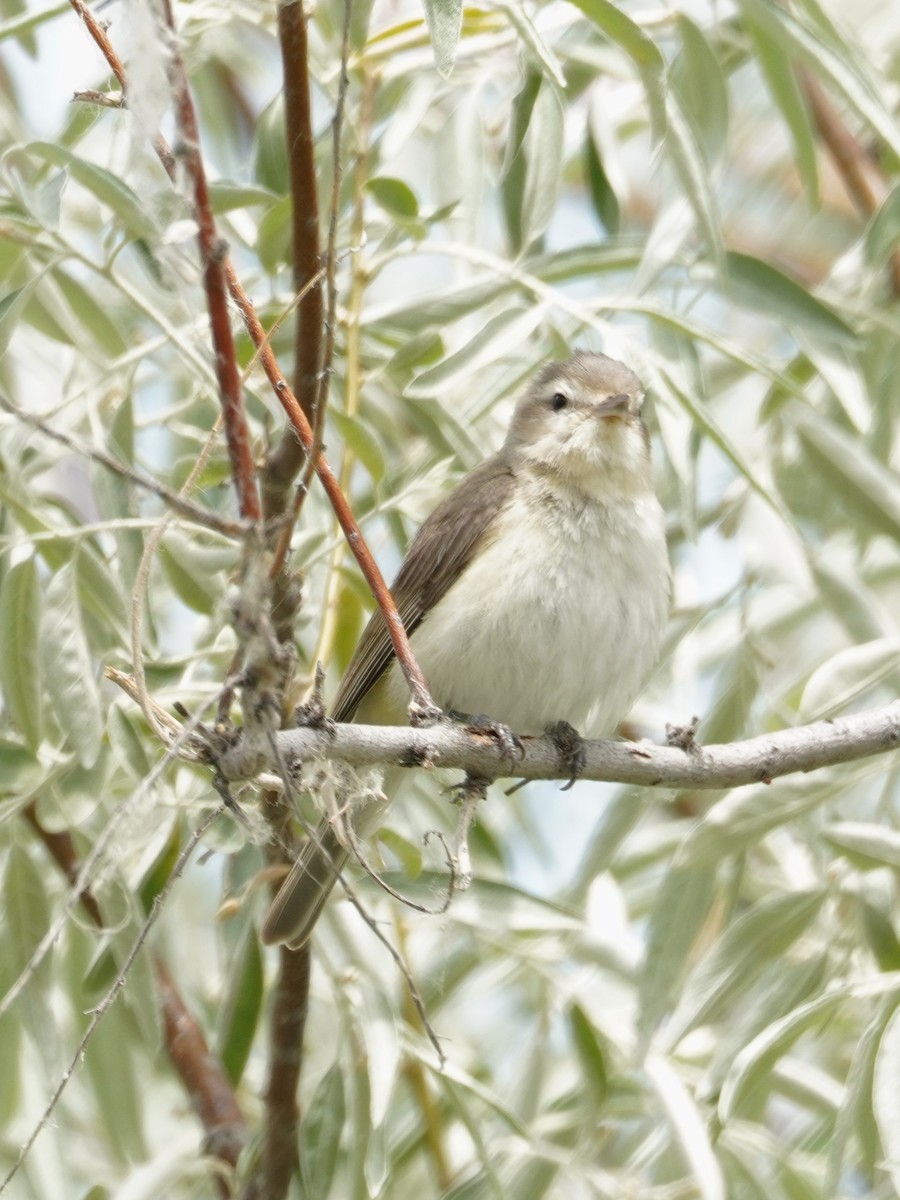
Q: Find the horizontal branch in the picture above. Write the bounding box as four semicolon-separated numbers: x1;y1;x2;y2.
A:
220;702;900;791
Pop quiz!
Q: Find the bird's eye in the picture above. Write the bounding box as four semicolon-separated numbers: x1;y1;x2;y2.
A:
551;393;569;412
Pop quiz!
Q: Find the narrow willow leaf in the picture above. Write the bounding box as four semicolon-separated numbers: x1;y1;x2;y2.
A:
828;999;896;1195
772;1;900;161
4;844;55;1058
671;14;729;164
252;95;288;194
646;1055;726;1200
406;306;545;397
0;279;40;354
638;860;718;1051
800;637;900;720
422;0;463;78
84;1004;147;1162
25;142;157;242
822;822;900;872
330;410;386;483
0;556;42;749
725;252;857;345
719;993;844;1122
567;0;664;71
520;82;565;248
866;186;900;267
498;1;566;87
42;563;103;768
665;94;725;267
51;268;128;358
683;777;843;866
217;928;263;1087
872;1004;900;1196
584;126;620;234
158;531;232;615
739;0;819;203
663;889;826;1050
207;181;276;212
569;1003;608;1106
792;406;900;542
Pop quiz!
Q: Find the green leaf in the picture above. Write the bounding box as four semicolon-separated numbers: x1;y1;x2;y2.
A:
42;563;103;768
83;1003;147;1162
378;828;423;880
365;176;420;221
870;1004;900;1196
683;777;843;866
792;405;900;542
800;637;900;720
739;0;819;203
217;927;263;1087
584;127;620;234
24;142;157;242
823;822;900;872
865;185;900;267
406;306;545;397
0;557;42;749
256;195;292;275
422;0;463;78
158;531;231;615
663;889;826;1050
51;268;128;358
638;860;718;1050
569;1004;608;1107
208;181;277;213
725;251;857;345
567;0;664;72
719;992;845;1123
671;14;729;164
252;95;288;193
301;1065;346;1198
0;279;40;355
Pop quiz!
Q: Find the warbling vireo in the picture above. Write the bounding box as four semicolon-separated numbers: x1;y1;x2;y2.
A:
262;351;670;948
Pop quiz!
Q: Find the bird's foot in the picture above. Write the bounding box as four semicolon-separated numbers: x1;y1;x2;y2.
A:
449;709;525;772
547;720;586;790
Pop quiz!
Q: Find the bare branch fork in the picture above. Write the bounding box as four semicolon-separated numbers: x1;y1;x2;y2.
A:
217;701;900;791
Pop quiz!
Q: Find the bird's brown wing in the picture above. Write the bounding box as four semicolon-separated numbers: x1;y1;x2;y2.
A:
332;456;517;722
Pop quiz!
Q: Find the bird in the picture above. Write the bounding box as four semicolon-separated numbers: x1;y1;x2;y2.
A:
261;350;670;948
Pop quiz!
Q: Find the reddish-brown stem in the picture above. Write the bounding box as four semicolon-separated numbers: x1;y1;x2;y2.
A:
160;0;262;523
267;0;324;495
157;960;249;1188
226;273;438;717
22;802;248;1196
248;789;310;1199
66;0;437;718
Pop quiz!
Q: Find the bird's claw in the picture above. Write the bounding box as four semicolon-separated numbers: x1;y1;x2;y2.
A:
463;713;525;771
547;720;586;790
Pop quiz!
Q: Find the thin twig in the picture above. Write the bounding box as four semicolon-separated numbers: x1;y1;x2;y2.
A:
0;395;242;538
0;805;225;1196
159;0;261;523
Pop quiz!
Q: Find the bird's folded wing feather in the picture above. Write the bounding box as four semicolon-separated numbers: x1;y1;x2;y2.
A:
332;456;517;722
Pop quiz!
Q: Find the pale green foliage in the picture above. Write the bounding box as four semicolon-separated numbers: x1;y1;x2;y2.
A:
1;1;900;1198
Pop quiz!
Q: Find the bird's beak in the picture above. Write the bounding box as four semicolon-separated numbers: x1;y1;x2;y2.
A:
596;393;637;419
